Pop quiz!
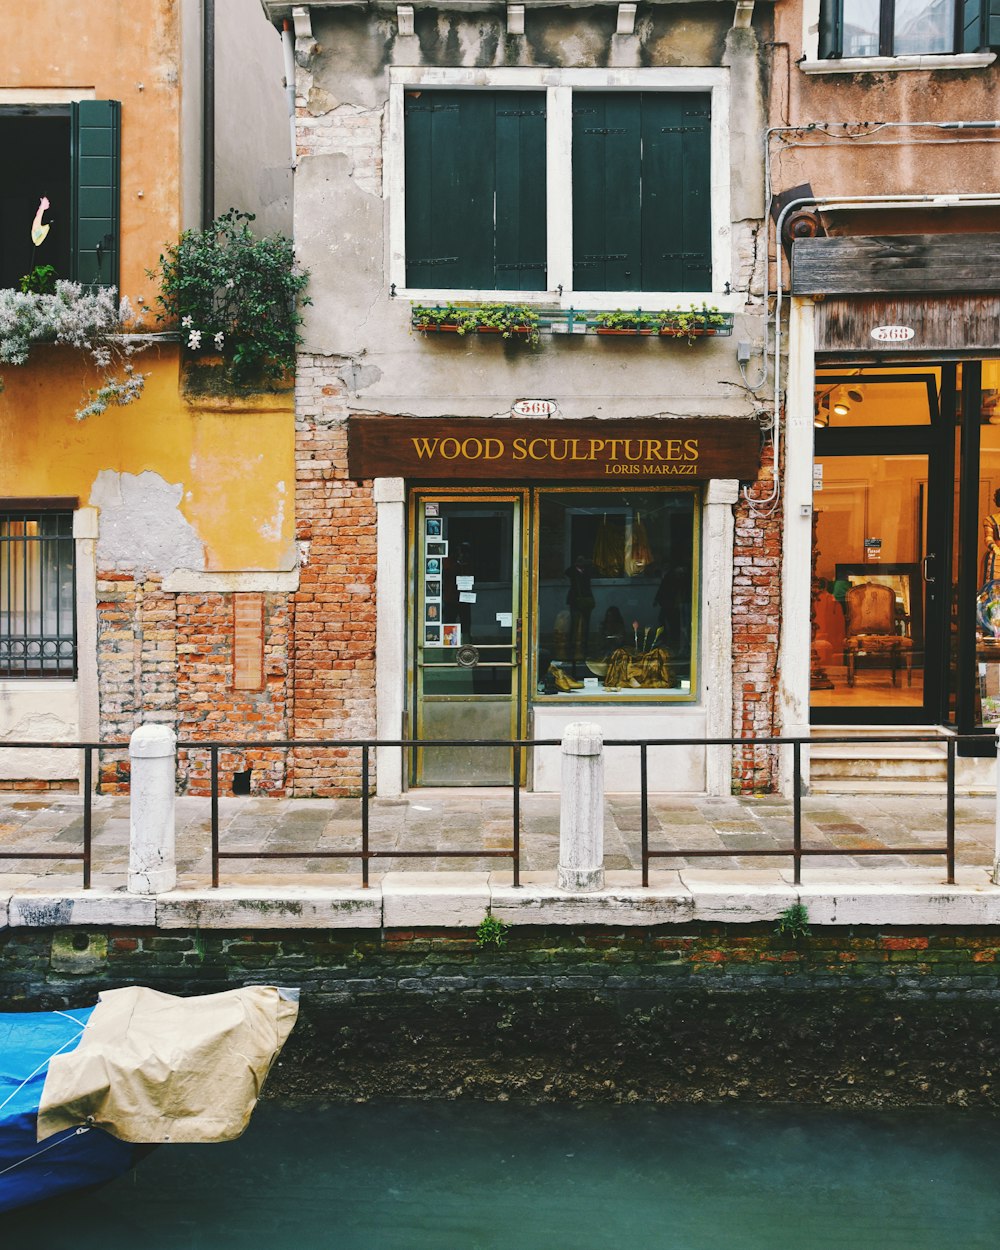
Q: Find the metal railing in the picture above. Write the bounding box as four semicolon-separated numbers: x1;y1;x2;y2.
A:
0;741;129;887
617;734;963;887
0;732;983;889
178;738;562;889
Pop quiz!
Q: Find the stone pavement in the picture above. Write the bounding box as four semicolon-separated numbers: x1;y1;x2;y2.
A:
0;786;994;892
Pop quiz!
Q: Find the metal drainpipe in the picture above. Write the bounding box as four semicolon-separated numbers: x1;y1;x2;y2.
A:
202;0;216;230
282;19;297;167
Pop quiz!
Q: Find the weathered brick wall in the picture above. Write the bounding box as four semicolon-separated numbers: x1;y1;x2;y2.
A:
732;441;782;793
96;576;291;795
96;574;177;792
176;592;290;796
6;925;1000;1106
291;357;378;795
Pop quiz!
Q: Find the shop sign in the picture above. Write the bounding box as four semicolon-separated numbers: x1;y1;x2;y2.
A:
347;417;760;482
512;399;558;417
870;325;915;343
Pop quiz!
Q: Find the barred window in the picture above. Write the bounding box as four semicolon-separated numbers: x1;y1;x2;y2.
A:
0;511;76;677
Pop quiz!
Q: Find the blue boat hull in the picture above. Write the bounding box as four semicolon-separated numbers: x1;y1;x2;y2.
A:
0;1009;139;1213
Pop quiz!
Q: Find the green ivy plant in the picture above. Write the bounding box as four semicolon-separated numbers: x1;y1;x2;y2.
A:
412;302;540;347
19;264;58;296
149;208;310;381
475;912;509;948
775;902;811;940
0;281;147;418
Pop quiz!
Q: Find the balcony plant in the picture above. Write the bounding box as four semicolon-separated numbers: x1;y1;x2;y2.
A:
0;281;147;418
412;302;540;347
591;305;732;344
149;208;310;382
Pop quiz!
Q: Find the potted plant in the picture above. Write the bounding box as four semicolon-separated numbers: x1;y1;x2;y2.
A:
657;304;733;343
591;309;659;335
411;302;540;347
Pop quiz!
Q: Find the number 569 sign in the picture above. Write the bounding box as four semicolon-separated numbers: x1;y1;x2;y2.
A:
512;399;558;417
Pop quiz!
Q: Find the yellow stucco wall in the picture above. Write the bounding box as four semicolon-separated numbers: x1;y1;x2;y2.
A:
0;344;295;573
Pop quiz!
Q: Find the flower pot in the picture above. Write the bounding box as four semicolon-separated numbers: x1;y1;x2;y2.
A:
415;322;460;333
595;327;654;336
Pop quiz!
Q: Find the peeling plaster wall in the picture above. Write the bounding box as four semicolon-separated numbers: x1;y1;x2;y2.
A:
0;688;79;782
294;6;772;422
90;470;206;577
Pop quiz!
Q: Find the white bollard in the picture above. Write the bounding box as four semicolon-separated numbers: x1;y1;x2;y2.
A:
558;721;605;892
128;724;177;894
993;726;1000;885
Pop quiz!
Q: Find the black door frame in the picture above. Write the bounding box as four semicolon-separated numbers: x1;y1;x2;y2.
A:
811;367;956;726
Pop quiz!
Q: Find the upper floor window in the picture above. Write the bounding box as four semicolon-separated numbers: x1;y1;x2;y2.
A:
390;68;731;304
404;90;547;291
0;509;76;678
819;0;999;57
0;101;120;292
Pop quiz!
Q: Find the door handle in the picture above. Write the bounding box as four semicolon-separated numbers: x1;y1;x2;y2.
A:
923;554;935;584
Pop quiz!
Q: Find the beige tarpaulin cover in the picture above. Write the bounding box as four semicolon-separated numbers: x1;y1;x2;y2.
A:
36;985;298;1145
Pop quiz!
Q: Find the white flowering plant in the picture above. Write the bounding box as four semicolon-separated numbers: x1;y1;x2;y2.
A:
0;281;148;419
150;208;309;381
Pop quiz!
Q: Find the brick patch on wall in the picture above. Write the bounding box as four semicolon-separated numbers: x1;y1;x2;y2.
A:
731;440;781;794
291;358;377;796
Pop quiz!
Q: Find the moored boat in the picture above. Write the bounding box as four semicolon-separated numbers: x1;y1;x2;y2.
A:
0;984;298;1213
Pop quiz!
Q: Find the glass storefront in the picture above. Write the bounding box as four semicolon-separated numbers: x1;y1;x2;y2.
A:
534;490;696;698
410;486;699;785
811;359;1000;742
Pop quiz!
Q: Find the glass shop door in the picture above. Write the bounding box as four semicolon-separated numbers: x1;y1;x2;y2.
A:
411;493;526;786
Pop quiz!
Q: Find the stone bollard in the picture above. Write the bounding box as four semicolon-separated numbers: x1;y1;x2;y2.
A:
128;724;177;895
994;726;1000;885
558;721;605;892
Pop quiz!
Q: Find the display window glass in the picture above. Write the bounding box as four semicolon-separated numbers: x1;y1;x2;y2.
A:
533;489;698;700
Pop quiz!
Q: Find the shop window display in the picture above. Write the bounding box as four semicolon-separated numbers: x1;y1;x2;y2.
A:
535;490;697;698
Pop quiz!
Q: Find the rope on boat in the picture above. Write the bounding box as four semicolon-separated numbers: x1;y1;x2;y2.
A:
0;1126;91;1177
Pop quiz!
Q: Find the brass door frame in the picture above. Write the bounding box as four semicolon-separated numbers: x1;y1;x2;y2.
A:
408;488;529;785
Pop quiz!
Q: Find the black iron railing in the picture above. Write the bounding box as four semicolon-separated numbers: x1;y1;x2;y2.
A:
0;741;129;887
0;733;982;889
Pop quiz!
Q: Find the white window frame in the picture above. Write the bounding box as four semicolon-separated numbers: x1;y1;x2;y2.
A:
798;0;996;70
387;66;734;311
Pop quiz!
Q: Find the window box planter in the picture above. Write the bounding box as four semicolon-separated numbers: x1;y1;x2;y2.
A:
589;307;734;342
411;303;541;346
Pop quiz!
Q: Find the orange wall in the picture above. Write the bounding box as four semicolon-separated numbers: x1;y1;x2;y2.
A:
771;5;1000;202
0;345;295;572
5;0;184;305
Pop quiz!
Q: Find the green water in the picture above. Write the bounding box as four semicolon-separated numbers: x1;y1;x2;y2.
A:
10;1100;1000;1249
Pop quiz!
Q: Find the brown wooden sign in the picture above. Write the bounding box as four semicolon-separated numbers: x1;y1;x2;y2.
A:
347;417;759;482
816;295;1000;353
792;234;1000;297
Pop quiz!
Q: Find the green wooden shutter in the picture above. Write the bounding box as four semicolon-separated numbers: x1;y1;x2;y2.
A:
573;92;711;293
573;94;642;292
818;0;842;57
641;94;712;292
494;93;546;292
71;100;120;289
405;90;545;290
961;0;1000;49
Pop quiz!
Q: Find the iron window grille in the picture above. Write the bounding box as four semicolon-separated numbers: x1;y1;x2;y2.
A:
0;511;77;677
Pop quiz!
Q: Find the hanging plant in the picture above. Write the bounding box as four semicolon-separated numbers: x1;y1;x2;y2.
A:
0;281;148;419
149;208;310;381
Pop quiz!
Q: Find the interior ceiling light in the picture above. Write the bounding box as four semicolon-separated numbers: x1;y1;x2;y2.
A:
846;387;864;403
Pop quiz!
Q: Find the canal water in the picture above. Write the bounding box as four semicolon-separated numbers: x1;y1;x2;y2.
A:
9;1100;1000;1248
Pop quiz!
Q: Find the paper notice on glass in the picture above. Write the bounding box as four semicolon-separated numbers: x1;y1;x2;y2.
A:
455;576;475;591
496;612;513;627
459;591;477;603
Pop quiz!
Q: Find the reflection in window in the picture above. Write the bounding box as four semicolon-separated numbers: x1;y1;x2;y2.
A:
535;491;696;698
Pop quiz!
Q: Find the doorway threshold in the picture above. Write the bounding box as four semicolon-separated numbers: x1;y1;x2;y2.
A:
809;726;994;796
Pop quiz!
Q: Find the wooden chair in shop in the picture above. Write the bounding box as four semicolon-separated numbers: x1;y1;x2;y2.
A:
843;582;913;687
